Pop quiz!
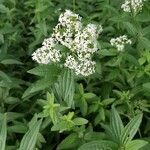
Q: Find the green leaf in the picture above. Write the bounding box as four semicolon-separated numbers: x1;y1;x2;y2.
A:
80;97;88;116
22;85;35;99
28;64;60;77
6;112;24;121
110;107;124;143
143;82;150;90
73;117;88;125
94;107;105;124
19;119;42;150
142;25;150;36
123;53;140;66
98;49;117;56
0;34;4;43
1;59;23;65
47;92;54;104
0;4;9;13
5;97;20;104
0;71;11;81
122;22;137;36
102;98;115;106
139;37;150;49
43;92;60;124
78;140;118;150
84;132;106;141
0;113;7;150
121;114;143;144
143;82;150;96
138;57;146;65
125;140;148;150
51;120;73;132
57;133;81;150
23;65;61;98
22;79;52;98
139;144;150;150
6;145;17;150
38;21;47;36
84;93;96;99
136;13;150;22
62;69;75;107
54;69;75;108
8;125;27;134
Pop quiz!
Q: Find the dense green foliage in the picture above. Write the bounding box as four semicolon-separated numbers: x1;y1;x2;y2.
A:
0;0;150;149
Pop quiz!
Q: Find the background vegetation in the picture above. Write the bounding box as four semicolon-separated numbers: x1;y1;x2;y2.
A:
0;0;150;149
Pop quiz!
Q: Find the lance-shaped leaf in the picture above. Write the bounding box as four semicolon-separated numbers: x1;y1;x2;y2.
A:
0;113;7;150
19;119;42;150
121;114;143;144
110;107;124;143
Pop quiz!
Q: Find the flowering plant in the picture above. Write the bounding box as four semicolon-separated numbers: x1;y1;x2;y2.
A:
32;10;103;76
1;0;150;149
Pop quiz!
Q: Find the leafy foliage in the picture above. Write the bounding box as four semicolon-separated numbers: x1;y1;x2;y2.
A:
0;0;150;149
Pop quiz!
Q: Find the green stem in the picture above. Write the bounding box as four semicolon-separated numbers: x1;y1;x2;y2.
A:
138;128;142;138
73;0;76;11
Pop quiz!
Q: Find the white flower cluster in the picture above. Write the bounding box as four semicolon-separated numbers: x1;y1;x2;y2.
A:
64;55;96;76
121;0;146;13
75;59;96;76
52;10;82;50
62;22;102;76
74;24;102;57
32;46;61;64
110;35;132;51
32;36;62;64
32;10;102;76
64;55;77;70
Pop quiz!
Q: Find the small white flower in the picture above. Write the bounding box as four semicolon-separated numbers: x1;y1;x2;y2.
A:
32;47;50;64
64;55;77;69
110;35;132;51
85;24;103;37
48;49;62;62
121;0;131;12
42;37;57;49
75;59;96;76
73;24;102;55
32;46;62;64
58;9;82;35
77;52;91;61
64;56;96;76
121;0;146;13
